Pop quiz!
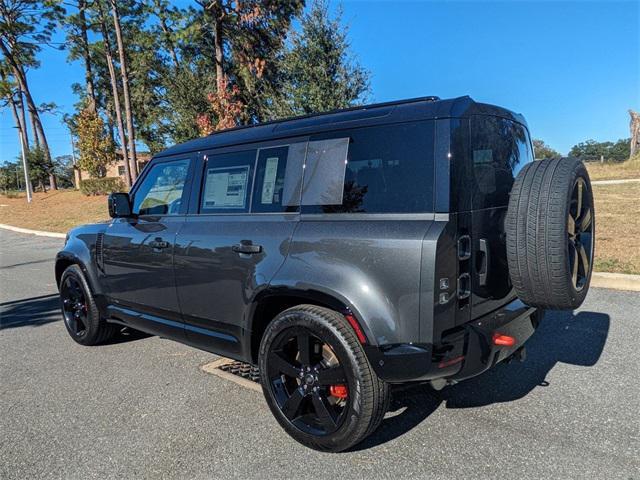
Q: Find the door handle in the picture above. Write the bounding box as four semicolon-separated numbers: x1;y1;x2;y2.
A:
149;238;170;250
232;243;263;255
478;238;490;286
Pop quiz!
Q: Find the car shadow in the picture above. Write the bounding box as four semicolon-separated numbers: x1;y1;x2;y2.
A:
0;294;61;329
0;294;152;343
353;310;610;450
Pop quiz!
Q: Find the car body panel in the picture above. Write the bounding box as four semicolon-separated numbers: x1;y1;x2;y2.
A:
55;95;538;384
174;213;298;358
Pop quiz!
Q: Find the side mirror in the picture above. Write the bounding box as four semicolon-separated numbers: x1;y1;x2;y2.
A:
108;192;132;218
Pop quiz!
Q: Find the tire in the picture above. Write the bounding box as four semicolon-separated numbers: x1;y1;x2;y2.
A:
506;157;595;310
258;305;389;452
59;265;116;345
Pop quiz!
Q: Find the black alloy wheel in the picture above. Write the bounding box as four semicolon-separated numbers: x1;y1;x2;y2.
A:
567;177;594;292
59;264;116;345
259;305;389;452
267;328;350;436
61;275;89;338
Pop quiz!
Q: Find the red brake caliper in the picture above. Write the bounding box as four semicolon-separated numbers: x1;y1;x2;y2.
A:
329;385;348;399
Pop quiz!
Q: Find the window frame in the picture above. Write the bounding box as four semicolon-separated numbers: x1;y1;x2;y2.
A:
128;154;197;217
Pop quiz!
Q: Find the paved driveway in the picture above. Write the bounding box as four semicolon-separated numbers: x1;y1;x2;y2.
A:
0;229;638;479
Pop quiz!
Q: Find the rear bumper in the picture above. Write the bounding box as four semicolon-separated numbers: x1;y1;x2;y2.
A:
365;299;538;383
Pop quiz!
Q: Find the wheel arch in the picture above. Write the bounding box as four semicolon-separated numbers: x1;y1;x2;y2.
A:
55;248;102;297
246;287;370;365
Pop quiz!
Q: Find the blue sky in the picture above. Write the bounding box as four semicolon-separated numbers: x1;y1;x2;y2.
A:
1;0;638;163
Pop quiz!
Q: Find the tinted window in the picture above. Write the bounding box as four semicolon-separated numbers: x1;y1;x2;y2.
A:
133;159;190;216
200;150;255;213
302;121;435;213
470;116;532;209
251;144;305;213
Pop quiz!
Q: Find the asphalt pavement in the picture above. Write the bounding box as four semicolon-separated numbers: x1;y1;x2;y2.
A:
1;228;638;479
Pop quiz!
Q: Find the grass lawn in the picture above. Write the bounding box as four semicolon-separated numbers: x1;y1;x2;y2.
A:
0;182;638;274
0;190;109;233
592;182;640;274
586;157;640;181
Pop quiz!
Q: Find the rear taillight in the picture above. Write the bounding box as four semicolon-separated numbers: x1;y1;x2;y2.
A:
492;333;516;347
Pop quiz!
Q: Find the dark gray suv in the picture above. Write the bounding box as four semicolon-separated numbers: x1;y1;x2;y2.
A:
56;96;595;452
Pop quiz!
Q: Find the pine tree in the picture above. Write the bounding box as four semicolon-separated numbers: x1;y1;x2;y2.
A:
270;0;370;118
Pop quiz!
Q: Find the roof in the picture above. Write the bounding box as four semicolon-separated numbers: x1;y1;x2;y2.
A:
156;96;528;158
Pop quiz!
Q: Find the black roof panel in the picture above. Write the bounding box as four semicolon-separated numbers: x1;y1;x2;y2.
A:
156;96;527;158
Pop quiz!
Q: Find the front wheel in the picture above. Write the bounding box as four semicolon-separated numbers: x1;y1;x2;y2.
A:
59;264;116;346
258;305;389;452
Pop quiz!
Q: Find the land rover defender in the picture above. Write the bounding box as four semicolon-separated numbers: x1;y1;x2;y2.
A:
56;96;595;451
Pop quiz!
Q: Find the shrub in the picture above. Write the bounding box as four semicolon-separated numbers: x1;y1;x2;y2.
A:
80;177;125;196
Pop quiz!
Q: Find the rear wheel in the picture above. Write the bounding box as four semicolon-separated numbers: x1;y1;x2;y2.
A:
59;265;116;345
258;305;389;452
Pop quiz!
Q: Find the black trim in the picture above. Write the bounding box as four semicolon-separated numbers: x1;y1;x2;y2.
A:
364;299;538;383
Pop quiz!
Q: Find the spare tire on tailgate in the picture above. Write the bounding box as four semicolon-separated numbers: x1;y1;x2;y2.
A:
506;157;595;310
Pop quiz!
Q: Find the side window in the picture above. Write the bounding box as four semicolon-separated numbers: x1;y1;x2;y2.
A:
251;143;305;213
200;150;255;213
133;159;190;216
302;121;435;214
471;116;532;209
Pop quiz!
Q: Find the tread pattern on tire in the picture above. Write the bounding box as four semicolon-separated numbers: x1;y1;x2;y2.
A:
506;158;594;310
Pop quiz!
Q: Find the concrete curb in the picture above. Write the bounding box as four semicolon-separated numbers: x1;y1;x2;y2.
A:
591;178;640;185
591;272;640;292
0;223;66;239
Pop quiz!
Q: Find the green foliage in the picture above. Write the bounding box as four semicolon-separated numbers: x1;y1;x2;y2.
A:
569;138;631;162
25;145;50;188
0;160;22;192
53;154;76;189
80;177;124;195
269;0;370;119
76;104;115;177
532;139;561;160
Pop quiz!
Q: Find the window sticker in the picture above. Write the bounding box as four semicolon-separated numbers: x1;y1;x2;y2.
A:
261;157;279;204
473;149;493;165
202;165;249;208
301;137;349;206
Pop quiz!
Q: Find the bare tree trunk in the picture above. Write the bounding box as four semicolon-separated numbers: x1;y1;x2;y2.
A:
211;0;225;85
97;1;132;187
18;69;56;189
78;0;97;110
630;110;640;159
110;0;138;179
0;38;57;189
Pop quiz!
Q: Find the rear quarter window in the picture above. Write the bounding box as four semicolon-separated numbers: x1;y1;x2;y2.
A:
301;121;435;214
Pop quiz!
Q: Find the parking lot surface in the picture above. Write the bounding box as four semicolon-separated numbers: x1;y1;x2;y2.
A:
1;229;638;479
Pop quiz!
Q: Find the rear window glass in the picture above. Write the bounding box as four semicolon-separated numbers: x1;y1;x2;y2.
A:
470;116;532;209
302;121;435;213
